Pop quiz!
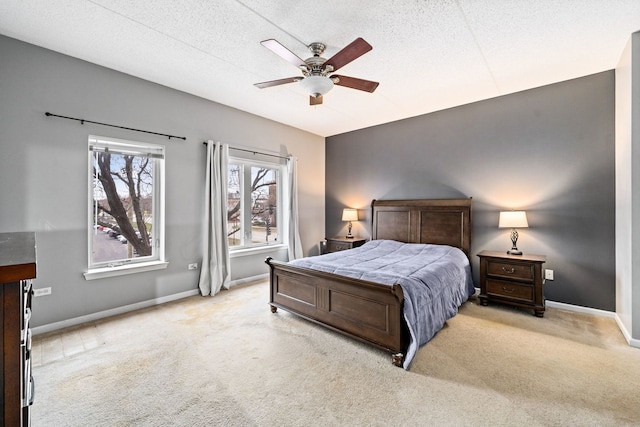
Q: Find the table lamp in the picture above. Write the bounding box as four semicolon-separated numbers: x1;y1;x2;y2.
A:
498;211;528;255
342;208;358;239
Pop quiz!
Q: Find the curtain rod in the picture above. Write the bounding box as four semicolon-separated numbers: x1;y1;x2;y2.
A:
45;112;186;140
202;141;289;160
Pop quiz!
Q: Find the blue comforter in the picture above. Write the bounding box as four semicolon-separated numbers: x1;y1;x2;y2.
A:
288;239;474;369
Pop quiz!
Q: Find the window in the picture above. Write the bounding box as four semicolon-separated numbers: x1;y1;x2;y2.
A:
227;157;284;250
87;135;166;276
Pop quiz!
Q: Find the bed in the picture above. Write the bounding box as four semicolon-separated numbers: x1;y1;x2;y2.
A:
265;198;473;368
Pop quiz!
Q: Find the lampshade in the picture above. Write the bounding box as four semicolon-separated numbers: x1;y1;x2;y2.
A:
342;208;358;222
300;75;334;98
498;211;529;228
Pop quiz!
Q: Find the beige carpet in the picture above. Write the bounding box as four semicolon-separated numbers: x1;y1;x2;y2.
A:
31;280;640;426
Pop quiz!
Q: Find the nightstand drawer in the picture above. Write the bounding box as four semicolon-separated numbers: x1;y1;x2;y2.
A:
486;279;533;302
487;261;533;281
327;241;351;252
325;237;366;253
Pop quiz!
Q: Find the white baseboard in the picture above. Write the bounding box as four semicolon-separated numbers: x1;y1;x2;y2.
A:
613;314;640;349
545;299;616;318
473;288;639;349
228;273;268;287
32;288;200;335
32;274;270;336
527;300;640;349
33;279;640;351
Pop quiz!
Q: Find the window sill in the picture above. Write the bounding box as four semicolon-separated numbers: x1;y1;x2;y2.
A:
84;260;169;281
229;244;287;259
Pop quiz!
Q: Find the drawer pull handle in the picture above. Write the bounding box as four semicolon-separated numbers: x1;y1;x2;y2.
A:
501;267;515;274
502;286;516;293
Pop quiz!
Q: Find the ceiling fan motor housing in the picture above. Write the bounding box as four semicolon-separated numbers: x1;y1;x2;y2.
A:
303;55;331;76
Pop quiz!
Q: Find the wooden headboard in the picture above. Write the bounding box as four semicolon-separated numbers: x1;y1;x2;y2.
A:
371;198;472;258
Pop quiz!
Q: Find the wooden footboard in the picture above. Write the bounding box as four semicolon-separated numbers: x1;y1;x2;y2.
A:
265;257;407;366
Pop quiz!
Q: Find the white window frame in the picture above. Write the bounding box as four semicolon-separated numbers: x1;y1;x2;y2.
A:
228;156;286;253
84;135;167;280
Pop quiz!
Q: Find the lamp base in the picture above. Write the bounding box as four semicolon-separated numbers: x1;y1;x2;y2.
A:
507;229;522;255
346;221;354;239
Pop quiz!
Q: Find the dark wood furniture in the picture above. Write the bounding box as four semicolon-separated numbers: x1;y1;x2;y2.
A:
477;250;546;317
325;236;366;253
266;198;472;367
1;232;36;426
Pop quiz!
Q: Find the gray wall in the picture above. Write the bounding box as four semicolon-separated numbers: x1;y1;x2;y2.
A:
326;71;615;311
0;35;325;328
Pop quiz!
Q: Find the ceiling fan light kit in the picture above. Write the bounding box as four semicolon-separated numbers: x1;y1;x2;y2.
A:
255;37;379;105
299;75;334;98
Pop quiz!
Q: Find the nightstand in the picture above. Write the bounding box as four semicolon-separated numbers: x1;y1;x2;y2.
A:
477;250;547;317
325;236;366;253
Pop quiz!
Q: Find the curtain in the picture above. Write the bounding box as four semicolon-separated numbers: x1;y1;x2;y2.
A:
198;140;230;296
287;156;304;260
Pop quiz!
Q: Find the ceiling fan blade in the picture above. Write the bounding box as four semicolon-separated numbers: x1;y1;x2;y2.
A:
310;95;323;105
261;39;308;69
254;77;300;89
324;38;372;72
331;75;379;93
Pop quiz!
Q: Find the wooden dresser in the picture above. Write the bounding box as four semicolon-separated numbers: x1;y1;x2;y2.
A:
477;250;546;317
1;232;36;426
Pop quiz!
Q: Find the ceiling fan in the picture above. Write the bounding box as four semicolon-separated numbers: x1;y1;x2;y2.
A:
254;37;379;105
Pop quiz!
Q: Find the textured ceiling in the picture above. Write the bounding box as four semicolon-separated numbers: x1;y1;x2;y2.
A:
1;1;639;137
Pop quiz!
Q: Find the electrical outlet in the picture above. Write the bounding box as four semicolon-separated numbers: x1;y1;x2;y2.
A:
188;263;198;270
545;269;554;281
34;287;52;297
